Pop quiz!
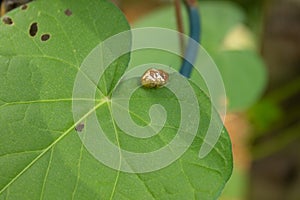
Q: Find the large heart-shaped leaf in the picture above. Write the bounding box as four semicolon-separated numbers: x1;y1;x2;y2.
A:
132;1;267;111
0;0;232;199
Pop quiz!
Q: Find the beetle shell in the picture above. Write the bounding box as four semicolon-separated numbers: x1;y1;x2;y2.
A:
141;68;169;88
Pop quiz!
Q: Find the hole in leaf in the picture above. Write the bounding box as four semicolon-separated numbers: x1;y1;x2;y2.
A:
75;123;84;132
41;34;50;41
64;9;72;16
21;4;28;10
2;17;13;25
29;22;38;37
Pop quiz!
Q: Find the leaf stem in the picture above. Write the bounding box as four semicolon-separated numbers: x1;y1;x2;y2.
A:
174;0;185;55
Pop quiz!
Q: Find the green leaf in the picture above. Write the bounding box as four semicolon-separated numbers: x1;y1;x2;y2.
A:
0;0;232;199
211;50;266;110
132;1;267;111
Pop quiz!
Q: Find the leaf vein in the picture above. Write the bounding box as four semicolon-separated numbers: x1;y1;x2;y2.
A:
107;103;121;200
0;98;101;110
40;147;54;200
71;126;86;200
41;11;80;66
0;99;107;194
0;150;43;159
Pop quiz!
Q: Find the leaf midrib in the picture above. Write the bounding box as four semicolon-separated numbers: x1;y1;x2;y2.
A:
0;98;108;194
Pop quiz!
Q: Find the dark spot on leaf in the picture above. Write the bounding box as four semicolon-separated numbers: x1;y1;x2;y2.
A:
29;22;38;37
64;9;72;16
75;123;84;132
41;34;50;41
2;17;13;25
21;4;28;10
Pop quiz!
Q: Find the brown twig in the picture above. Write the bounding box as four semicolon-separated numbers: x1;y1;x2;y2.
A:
184;0;197;7
1;1;6;16
174;0;185;55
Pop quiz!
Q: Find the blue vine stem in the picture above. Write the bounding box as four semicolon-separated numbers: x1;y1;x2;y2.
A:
179;0;201;78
